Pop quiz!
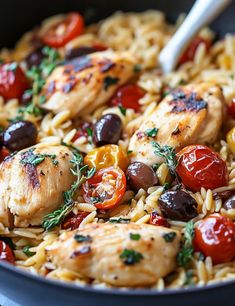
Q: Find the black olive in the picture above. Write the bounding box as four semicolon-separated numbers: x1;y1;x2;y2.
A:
25;47;44;68
158;190;198;221
3;121;38;151
93;114;122;146
126;162;158;191
223;195;235;210
65;46;98;61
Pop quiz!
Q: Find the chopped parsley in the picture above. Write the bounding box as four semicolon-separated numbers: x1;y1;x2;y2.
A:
103;76;119;91
120;248;143;265
74;234;92;243
118;105;126;116
177;221;195;267
42;151;96;230
23;245;36;257
152;141;178;175
127;150;133;155
129;233;141;241
86;127;93;137
133;64;142;73
145;127;158;138
109;217;130;224
162;232;176;242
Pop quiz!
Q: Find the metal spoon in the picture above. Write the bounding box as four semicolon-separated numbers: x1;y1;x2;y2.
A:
158;0;232;74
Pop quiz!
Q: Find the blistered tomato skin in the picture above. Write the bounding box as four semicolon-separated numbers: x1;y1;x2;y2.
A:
42;13;85;48
0;63;29;100
110;84;145;112
149;211;170;228
61;212;89;230
177;145;228;192
0;240;15;264
194;214;235;264
82;166;126;210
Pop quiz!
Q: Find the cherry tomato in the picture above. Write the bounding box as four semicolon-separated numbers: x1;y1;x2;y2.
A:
82;166;126;210
194;214;235;264
149;211;170;227
42;13;85;48
228;98;235;119
84;144;129;171
0;240;15;264
72;122;93;142
0;63;29;100
177;145;228;192
110;84;145;112
179;37;211;65
0;147;10;162
61;211;88;230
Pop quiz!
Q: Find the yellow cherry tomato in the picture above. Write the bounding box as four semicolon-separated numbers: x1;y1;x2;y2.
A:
227;127;235;155
84;144;129;171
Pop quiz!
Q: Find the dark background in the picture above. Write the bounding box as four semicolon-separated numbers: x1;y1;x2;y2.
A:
0;0;234;48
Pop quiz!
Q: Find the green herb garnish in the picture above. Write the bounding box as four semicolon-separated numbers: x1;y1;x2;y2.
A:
23;245;36;257
152;142;178;175
20;148;57;167
42;151;96;231
129;233;141;241
74;234;92;243
127;150;133;155
120;249;143;265
145;128;158;138
109;217;130;224
177;221;195;267
103;76;119;91
183;270;195;286
133;64;142;73
162;232;176;242
119;105;126;116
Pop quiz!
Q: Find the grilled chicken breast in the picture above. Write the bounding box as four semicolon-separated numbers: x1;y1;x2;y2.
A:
41;51;135;118
0;144;75;227
47;223;181;287
128;83;225;165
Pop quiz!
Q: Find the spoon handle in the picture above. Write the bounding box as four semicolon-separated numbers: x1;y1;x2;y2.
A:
159;0;232;74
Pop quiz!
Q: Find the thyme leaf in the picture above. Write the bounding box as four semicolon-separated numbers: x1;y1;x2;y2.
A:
42;151;96;231
177;221;195;267
145;128;158;138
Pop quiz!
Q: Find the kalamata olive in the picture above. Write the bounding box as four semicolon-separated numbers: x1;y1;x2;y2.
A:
3;121;38;151
93;114;122;146
126;162;158;191
158;190;198;221
25;47;44;68
65;46;99;60
223;195;235;210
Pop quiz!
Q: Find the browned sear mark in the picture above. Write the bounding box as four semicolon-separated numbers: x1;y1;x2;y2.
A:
170;90;207;113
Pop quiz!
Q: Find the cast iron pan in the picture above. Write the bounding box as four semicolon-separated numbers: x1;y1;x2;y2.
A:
0;1;234;305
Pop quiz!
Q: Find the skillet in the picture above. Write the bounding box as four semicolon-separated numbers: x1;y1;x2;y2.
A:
0;1;234;305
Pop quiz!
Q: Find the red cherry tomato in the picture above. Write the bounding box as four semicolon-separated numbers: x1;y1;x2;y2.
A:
61;212;89;230
0;240;15;264
82;166;126;210
228;98;235;119
179;37;211;65
194;214;235;264
110;84;145;112
149;211;170;227
0;147;10;162
42;13;85;48
72;122;93;142
177;145;228;192
0;63;29;100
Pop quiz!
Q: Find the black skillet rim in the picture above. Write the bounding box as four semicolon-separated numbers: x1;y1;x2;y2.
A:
0;260;234;296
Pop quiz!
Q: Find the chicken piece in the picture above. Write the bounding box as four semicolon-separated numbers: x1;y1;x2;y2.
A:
0;144;75;227
40;51;135;118
128;83;225;165
47;223;181;287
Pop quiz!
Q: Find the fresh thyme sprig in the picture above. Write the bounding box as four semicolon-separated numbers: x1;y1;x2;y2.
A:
12;47;60;121
177;221;195;267
42;151;96;231
151;141;178;175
